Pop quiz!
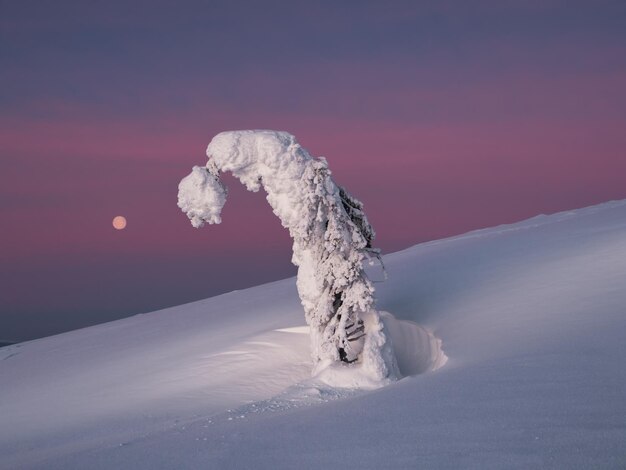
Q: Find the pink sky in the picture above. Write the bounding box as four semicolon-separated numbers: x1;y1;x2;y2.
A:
1;1;625;340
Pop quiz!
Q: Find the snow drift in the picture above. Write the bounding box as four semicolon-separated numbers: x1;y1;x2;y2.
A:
2;199;626;469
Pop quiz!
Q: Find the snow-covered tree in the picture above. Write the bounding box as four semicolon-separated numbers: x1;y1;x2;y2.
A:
178;130;397;381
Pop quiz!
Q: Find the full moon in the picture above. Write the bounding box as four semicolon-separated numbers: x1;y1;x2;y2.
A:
112;216;127;230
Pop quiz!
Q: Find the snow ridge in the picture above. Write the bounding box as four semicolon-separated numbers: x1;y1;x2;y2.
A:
2;198;626;468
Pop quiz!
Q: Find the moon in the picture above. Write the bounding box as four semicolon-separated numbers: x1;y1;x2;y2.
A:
112;216;127;230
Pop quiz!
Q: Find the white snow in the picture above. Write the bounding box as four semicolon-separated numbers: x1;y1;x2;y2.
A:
2;199;626;469
178;130;395;377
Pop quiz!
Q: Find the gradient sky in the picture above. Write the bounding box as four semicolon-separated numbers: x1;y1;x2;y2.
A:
2;0;625;341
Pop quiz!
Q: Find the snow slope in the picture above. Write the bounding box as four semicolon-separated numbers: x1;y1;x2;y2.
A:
2;200;626;469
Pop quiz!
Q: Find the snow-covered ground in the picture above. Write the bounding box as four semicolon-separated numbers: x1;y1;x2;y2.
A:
2;200;625;469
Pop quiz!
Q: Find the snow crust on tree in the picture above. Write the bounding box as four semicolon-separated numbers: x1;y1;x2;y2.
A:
178;130;399;384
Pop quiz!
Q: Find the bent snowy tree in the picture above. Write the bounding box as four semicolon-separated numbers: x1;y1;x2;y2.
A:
178;130;397;380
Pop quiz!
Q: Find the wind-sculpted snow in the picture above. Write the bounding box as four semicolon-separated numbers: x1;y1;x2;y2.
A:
2;199;626;469
178;130;397;382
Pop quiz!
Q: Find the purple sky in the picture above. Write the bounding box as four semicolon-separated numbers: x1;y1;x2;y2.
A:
1;1;625;341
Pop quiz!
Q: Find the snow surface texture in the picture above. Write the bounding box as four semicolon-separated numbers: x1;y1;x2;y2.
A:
178;130;397;382
2;200;626;469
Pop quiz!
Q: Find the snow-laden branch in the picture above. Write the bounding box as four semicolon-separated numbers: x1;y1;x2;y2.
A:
178;130;398;383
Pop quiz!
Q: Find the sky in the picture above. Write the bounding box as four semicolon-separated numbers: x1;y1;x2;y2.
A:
1;0;625;342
